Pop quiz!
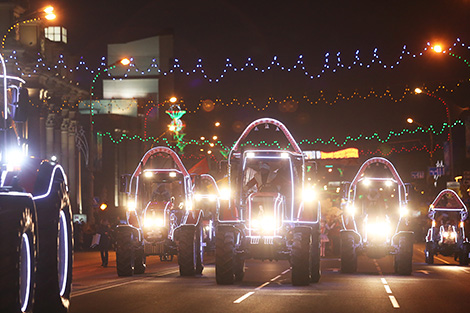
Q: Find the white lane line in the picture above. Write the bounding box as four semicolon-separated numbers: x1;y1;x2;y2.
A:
389;296;400;308
255;282;270;290
233;269;288;303
384;285;392;294
233;292;255;303
72;280;140;297
381;278;388;284
270;275;281;281
281;268;291;275
434;256;450;264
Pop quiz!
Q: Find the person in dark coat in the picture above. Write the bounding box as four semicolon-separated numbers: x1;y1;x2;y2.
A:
98;218;111;267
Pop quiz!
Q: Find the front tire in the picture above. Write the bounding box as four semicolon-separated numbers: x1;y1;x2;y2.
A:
310;226;321;283
177;225;197;276
459;243;470;266
215;227;235;285
291;229;310;286
340;233;357;273
425;242;434;265
395;235;413;275
116;227;135;277
34;179;73;313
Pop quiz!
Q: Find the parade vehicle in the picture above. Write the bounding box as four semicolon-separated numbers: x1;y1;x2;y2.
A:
1;65;73;312
117;146;218;276
424;189;469;265
215;118;321;286
340;157;414;275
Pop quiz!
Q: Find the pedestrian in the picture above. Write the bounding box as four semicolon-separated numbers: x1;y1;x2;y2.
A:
97;218;111;267
320;220;330;257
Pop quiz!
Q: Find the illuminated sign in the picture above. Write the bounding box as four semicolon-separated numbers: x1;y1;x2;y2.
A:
304;148;359;160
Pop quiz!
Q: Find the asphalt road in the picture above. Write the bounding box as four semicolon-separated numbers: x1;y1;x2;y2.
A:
70;244;470;313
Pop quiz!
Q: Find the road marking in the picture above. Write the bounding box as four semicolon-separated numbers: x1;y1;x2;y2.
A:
233;292;255;303
389;296;400;308
233;268;289;304
270;275;281;282
381;278;387;284
384;285;392;294
72;268;179;297
416;270;429;275
434;256;450;264
255;282;270;290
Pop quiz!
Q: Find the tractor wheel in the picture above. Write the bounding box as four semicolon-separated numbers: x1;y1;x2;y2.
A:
177;225;197;276
134;246;146;274
116;228;135;277
291;229;310;286
34;181;73;313
215;227;235;285
195;224;204;275
234;255;245;282
310;226;321;283
459;243;470;266
424;242;434;265
0;194;37;313
394;236;413;275
340;233;357;273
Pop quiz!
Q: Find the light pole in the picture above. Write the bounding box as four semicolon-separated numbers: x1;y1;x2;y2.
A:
1;5;56;52
414;87;454;177
87;57;130;225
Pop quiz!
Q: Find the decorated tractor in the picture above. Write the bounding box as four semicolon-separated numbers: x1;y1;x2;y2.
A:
424;189;469;265
1;67;73;312
117;146;218;277
340;157;414;275
215;118;321;286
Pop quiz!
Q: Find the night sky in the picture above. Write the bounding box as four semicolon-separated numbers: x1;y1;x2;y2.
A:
54;0;470;161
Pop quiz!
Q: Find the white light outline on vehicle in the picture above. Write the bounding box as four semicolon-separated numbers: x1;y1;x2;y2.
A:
59;210;69;297
32;165;68;200
20;233;31;313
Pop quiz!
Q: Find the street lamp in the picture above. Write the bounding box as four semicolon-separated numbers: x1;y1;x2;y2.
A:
414;87;454;177
1;5;57;51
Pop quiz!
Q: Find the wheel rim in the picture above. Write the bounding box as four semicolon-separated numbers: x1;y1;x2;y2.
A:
58;211;69;297
20;233;32;312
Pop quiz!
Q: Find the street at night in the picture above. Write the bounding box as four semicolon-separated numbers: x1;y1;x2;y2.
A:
2;1;470;313
70;244;470;313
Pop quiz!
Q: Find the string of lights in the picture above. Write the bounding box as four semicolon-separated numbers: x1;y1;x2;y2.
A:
2;38;469;84
97;120;463;149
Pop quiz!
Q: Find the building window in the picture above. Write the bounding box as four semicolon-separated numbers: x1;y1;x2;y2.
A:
44;26;67;44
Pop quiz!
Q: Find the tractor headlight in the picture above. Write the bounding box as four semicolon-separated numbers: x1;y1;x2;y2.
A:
4;148;25;171
345;205;356;216
250;216;276;232
367;221;391;238
219;187;231;200
400;206;408;217
127;201;136;212
144;217;165;228
302;188;316;202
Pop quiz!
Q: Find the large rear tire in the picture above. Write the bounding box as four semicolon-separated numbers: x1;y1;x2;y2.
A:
0;194;37;313
215;227;235;285
34;179;73;313
395;235;413;275
291;229;310;286
177;225;197;276
340;233;357;273
133;246;146;274
424;242;434;265
116;227;135;277
310;226;321;283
